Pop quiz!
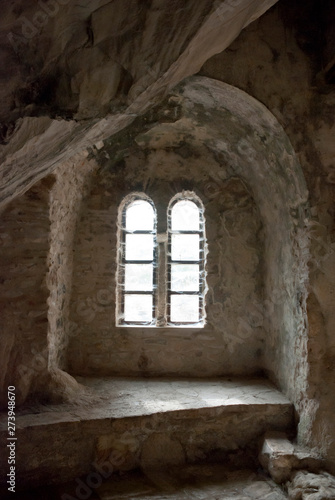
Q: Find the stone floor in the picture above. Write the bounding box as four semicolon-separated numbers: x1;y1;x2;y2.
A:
97;465;289;500
13;464;289;499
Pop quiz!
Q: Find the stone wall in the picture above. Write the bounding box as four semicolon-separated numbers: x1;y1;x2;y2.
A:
0;0;334;486
68;148;265;377
0;155;98;407
47;155;97;372
0;178;53;408
200;1;335;472
67;77;308;385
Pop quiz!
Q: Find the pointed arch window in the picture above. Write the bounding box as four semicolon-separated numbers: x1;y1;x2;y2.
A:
116;192;206;327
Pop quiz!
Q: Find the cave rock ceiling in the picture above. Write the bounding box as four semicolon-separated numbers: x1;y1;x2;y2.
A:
0;0;278;209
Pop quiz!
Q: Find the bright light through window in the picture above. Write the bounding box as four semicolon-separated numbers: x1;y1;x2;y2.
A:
119;197;156;325
126;200;154;231
124;294;153;322
125;234;154;260
168;197;205;326
170;295;200;323
117;193;206;327
171;200;199;231
171;234;200;261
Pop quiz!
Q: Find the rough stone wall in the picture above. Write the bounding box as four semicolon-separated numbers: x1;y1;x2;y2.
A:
0;178;53;408
68;147;265;377
66;74;308;392
47;155;98;371
66;72;308;389
200;1;335;472
0;0;333;478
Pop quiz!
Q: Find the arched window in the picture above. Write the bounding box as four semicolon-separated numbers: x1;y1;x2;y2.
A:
168;195;206;326
116;195;157;325
116;192;206;327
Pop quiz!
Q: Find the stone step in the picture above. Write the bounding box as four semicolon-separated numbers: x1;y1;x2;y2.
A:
0;377;294;493
259;432;324;483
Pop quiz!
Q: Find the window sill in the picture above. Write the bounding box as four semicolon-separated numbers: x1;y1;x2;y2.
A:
115;322;205;330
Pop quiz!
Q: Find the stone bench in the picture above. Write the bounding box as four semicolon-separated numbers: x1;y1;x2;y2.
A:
0;377;294;493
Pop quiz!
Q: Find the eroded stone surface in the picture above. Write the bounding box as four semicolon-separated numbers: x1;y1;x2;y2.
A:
0;0;278;210
47;155;98;372
10;465;290;499
288;471;335;500
0;178;52;408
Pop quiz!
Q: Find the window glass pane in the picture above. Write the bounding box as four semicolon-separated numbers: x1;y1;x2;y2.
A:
170;295;199;323
171;264;199;292
125;234;154;261
125;264;153;291
124;294;153;322
171;234;200;261
171;200;200;231
126;200;154;231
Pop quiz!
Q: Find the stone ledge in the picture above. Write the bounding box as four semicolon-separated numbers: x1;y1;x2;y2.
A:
0;377;294;492
0;377;293;428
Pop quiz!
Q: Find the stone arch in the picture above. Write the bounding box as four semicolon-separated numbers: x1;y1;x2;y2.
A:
135;75;310;407
68;76;310;445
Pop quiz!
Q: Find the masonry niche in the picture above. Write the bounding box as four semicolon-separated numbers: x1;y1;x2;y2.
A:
67;77;309;396
68;162;264;376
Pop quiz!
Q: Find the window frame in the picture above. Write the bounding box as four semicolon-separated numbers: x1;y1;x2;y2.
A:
166;194;206;327
116;194;157;326
116;192;206;328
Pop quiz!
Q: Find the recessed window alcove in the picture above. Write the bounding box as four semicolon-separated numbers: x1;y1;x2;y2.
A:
67;78;308;392
0;77;310;490
68;169;264;376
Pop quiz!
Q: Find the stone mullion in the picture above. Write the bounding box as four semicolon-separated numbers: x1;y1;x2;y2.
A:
156;233;168;327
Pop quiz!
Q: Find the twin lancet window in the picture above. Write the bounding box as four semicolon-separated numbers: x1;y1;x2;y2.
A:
116;193;207;327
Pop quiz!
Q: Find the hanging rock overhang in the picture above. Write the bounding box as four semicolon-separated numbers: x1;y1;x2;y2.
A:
0;0;278;212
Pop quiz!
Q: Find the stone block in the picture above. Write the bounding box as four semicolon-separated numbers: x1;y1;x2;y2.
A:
259;432;323;484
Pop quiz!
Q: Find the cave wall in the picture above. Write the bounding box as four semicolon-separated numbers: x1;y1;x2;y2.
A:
200;0;335;472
